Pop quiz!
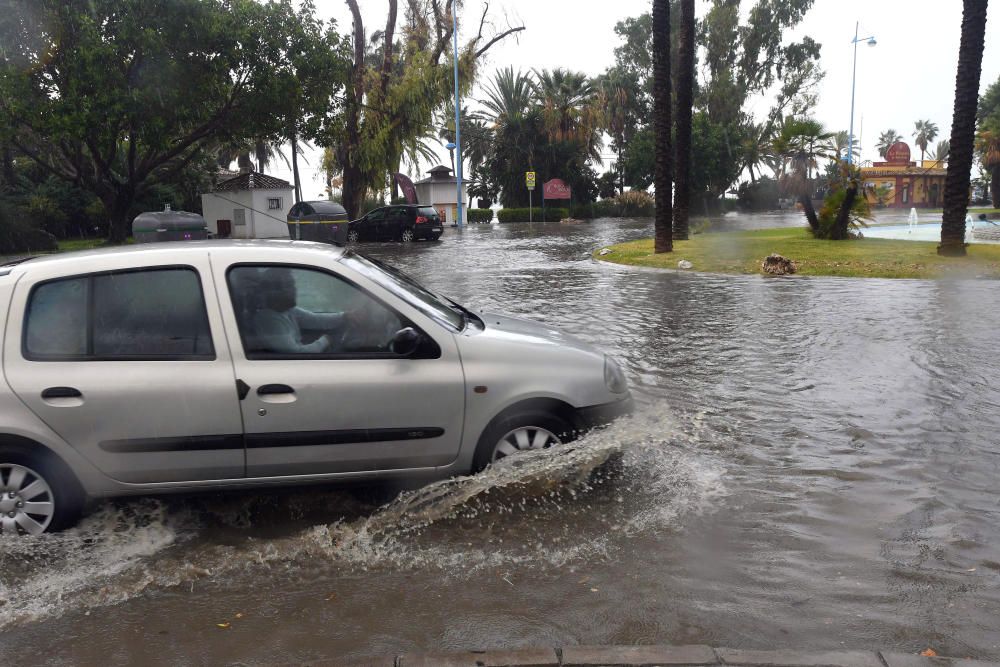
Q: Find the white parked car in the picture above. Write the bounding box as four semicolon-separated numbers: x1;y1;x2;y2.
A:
0;241;632;535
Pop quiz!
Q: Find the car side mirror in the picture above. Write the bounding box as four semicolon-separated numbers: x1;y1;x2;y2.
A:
390;327;421;356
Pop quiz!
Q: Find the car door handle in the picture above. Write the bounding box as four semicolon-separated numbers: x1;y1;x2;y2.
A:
257;384;294;395
41;387;82;399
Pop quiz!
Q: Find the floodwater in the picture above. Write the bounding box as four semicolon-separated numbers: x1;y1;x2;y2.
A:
2;216;999;665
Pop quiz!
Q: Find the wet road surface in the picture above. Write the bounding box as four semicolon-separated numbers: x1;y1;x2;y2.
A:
2;216;999;665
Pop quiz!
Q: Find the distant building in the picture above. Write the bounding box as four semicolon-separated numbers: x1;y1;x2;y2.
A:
200;171;294;239
413;165;467;224
861;142;947;208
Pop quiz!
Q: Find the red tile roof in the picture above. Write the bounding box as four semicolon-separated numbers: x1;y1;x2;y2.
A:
214;171;292;191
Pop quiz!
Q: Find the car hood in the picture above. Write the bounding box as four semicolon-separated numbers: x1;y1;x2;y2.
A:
469;311;603;358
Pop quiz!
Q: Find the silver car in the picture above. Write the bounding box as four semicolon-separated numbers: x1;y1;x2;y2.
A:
0;241;632;535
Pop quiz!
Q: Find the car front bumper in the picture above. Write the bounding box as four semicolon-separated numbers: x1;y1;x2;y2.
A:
576;395;634;431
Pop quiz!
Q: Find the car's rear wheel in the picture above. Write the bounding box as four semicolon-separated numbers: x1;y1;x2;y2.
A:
347;229;360;243
473;411;574;472
0;445;84;535
400;228;414;243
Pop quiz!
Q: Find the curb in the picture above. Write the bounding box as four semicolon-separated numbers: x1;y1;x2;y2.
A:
290;645;1000;667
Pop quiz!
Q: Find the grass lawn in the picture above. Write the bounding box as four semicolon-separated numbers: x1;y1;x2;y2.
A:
596;227;1000;279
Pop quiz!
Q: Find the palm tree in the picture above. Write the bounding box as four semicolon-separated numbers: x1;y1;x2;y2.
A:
597;70;636;195
940;0;989;256
672;0;695;241
652;0;673;253
532;68;603;162
977;130;1000;207
876;129;903;158
479;67;542;207
776;118;835;234
833;131;860;163
912;120;939;162
934;139;951;163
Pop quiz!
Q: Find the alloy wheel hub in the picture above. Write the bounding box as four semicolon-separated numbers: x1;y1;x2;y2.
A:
492;426;562;463
0;464;55;536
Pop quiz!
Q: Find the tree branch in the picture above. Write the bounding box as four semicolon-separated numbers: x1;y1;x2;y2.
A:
380;0;397;95
474;26;525;58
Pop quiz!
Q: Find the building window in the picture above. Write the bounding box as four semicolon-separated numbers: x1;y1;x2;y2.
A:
267;197;282;210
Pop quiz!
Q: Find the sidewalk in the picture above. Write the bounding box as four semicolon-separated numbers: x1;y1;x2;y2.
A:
297;645;1000;667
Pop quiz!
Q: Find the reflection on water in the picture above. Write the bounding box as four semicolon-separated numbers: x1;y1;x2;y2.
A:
2;217;999;665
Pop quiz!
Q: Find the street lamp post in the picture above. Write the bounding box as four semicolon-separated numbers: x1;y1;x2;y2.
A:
451;0;464;227
847;21;876;165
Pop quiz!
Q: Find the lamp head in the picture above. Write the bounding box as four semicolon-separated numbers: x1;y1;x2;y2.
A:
867;37;877;47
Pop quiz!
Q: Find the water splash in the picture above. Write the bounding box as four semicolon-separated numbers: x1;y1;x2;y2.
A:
0;409;726;628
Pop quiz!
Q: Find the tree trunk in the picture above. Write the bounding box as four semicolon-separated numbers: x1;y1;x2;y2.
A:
1;144;14;186
940;0;988;257
341;165;365;220
291;131;302;204
991;165;999;208
652;0;673;253
800;195;819;235
104;189;136;244
831;182;859;240
672;0;695;241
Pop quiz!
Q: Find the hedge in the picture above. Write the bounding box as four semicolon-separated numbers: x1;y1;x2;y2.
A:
497;207;569;223
466;208;494;223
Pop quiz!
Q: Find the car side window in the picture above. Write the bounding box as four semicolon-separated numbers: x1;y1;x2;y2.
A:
390;208;409;221
366;209;384;222
24;268;214;360
227;265;407;359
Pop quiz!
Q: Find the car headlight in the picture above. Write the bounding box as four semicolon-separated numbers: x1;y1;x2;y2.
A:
604;355;629;394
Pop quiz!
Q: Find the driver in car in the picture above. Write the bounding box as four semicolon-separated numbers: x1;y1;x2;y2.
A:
254;267;355;354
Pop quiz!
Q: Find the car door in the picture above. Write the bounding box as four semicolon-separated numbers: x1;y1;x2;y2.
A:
213;253;465;478
387;207;408;240
3;254;246;483
364;208;387;241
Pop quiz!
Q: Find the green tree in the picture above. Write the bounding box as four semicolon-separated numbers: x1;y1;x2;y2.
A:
977;76;1000;206
673;0;696;240
941;0;989;256
652;0;673;253
876;129;904;158
335;0;523;220
0;0;346;242
833;131;860;163
775;118;834;233
912;120;939;162
934;140;951;163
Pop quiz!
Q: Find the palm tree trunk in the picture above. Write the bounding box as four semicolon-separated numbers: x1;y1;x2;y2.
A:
940;0;988;256
800;195;820;235
831;182;859;240
652;0;673;253
991;165;999;208
672;0;695;241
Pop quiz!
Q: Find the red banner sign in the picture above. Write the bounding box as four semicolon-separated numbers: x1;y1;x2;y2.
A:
543;178;571;200
885;142;911;164
393;173;418;204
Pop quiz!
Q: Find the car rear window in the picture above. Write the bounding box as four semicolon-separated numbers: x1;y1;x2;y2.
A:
417;207;438;217
24;267;214;360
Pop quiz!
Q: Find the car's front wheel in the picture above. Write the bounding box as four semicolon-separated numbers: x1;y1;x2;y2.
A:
472;411;574;472
0;445;84;535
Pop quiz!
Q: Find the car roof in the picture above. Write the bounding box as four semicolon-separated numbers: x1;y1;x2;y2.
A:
3;239;346;277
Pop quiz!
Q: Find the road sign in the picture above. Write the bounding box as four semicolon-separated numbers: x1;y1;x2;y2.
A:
526;171;536;189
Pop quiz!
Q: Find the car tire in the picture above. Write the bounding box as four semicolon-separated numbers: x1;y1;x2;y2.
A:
347;229;360;243
400;228;414;243
0;443;85;535
472;411;575;473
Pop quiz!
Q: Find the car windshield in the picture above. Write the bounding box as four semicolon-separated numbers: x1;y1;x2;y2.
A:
340;251;465;331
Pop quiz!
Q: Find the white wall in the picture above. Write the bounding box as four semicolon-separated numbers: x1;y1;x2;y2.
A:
414;182;467;224
200;188;293;239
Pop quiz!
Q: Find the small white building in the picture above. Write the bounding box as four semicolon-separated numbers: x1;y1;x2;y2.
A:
200;171;294;239
413;165;468;224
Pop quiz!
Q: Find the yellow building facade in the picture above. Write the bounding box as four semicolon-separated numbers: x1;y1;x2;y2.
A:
861;142;947;208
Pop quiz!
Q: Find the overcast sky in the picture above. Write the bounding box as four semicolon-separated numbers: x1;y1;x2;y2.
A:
276;0;1000;197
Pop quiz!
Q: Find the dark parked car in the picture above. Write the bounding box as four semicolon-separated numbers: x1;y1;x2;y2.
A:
287;201;349;244
348;205;443;243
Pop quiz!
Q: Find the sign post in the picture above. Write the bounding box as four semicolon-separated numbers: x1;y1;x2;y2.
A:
526;171;536;222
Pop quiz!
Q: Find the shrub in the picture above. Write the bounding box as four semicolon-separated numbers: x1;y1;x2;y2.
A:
497;207;569;223
737;178;780;211
0;202;58;254
466;208;494;223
